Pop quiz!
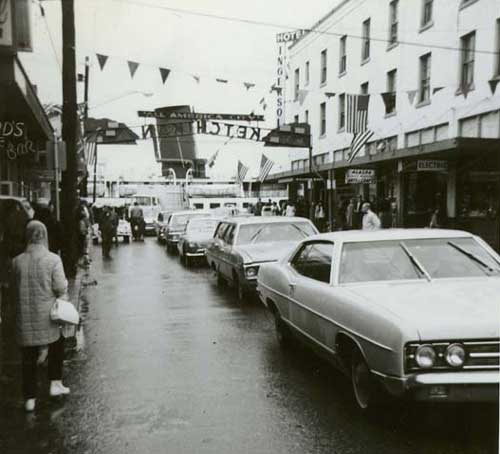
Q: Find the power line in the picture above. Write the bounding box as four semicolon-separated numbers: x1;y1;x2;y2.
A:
110;0;500;56
37;0;62;71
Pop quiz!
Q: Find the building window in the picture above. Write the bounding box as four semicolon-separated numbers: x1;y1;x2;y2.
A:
305;61;310;85
360;82;369;95
362;18;371;61
386;69;397;114
421;0;433;27
294;68;300;100
460;31;475;89
339;36;347;74
305;110;309;124
294;114;299;124
388;0;399;47
496;19;500;76
320;102;326;136
419;53;431;103
338;94;345;130
320;50;327;84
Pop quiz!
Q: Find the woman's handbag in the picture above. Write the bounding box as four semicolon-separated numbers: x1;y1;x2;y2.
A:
50;299;80;325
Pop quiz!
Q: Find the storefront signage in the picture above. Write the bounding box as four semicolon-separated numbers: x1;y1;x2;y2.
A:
142;121;263;142
417;160;448;172
138;111;264;122
0;0;14;51
276;30;307;43
345;169;376;184
0;120;36;160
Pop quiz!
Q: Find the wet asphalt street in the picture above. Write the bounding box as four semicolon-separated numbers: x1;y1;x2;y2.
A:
0;238;498;454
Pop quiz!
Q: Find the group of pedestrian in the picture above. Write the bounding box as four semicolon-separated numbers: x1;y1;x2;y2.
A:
249;198;282;216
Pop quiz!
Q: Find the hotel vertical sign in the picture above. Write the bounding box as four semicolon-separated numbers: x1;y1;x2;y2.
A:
275;30;306;127
0;0;15;53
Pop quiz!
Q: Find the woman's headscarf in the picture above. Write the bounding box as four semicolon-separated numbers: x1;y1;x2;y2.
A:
25;220;49;250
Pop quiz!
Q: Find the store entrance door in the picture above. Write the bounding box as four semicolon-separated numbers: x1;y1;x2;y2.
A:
403;172;448;228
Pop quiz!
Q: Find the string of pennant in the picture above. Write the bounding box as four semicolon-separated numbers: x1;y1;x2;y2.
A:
95;53;261;91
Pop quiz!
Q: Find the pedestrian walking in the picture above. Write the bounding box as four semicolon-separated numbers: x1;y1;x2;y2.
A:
314;201;326;232
285;202;296;217
11;220;70;412
255;198;263;216
345;199;354;230
361;202;381;231
271;202;280;216
99;207;115;259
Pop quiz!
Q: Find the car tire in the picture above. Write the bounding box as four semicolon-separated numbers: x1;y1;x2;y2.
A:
272;309;292;348
351;348;382;411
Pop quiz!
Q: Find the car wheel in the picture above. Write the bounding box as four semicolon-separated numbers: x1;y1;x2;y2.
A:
351;348;381;410
272;309;292;348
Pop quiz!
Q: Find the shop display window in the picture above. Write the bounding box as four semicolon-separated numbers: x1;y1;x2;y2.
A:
458;172;499;219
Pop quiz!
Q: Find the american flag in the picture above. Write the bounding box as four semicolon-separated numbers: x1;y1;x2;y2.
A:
258;154;274;183
346;94;370;134
347;130;374;163
236;160;249;183
84;138;98;167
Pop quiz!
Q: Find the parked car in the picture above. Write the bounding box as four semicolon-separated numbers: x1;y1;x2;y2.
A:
206;216;318;301
177;217;220;267
154;211;172;243
257;229;500;410
165;210;211;253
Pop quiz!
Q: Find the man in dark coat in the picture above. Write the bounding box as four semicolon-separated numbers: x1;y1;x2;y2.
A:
99;207;115;259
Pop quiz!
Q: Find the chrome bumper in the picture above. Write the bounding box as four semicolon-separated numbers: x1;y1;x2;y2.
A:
378;370;500;402
185;251;206;257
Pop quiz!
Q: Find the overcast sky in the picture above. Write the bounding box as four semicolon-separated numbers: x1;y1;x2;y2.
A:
21;0;337;179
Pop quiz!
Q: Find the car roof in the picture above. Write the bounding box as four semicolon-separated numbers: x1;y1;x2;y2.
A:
171;210;211;216
218;216;312;225
306;229;475;243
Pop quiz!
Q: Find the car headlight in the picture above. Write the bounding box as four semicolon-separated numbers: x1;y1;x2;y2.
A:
245;266;259;279
445;343;466;368
415;345;436;369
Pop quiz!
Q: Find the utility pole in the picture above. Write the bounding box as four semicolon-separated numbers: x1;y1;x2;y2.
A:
60;0;78;278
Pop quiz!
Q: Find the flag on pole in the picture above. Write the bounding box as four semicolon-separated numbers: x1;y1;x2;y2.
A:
207;150;219;168
346;94;370;134
236;160;249;183
258;154;274;182
347;130;374;163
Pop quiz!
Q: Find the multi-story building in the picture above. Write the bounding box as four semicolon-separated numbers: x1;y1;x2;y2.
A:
267;0;500;250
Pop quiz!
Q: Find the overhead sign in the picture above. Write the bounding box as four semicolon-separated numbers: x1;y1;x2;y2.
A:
0;0;14;52
276;29;307;43
345;169;376;184
417;160;448;172
263;123;311;148
138;110;264;122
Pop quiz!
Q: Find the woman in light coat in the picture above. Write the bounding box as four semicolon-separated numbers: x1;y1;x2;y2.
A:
12;220;70;412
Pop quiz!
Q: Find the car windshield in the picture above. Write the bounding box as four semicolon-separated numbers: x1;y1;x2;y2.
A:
340;237;500;284
236;222;316;245
186;219;218;234
171;213;207;228
133;197;153;205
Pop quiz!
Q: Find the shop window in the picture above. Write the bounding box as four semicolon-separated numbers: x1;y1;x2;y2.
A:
458;171;499;219
421;0;433;28
419;53;432;103
460;31;476;90
386;69;397;114
320;49;328;85
210;203;221;209
388;0;399;47
339;36;347;74
361;18;371;62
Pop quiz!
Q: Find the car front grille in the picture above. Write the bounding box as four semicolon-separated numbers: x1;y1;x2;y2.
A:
405;339;499;372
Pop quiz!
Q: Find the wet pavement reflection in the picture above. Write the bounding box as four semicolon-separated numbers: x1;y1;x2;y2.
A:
1;239;498;454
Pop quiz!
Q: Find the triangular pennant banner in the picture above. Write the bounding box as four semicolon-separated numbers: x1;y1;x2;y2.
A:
432;86;444;95
216;78;228;84
96;54;108;71
159;67;171;84
244;82;256;90
259;97;265;105
488;78;499;96
127;61;139;79
325;92;336;99
407;89;417;105
192;74;200;84
461;81;471;99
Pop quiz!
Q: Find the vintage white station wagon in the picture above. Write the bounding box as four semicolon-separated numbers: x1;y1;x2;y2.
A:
257;229;500;410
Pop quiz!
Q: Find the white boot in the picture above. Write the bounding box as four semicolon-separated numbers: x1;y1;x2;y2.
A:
24;398;36;412
49;380;70;397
